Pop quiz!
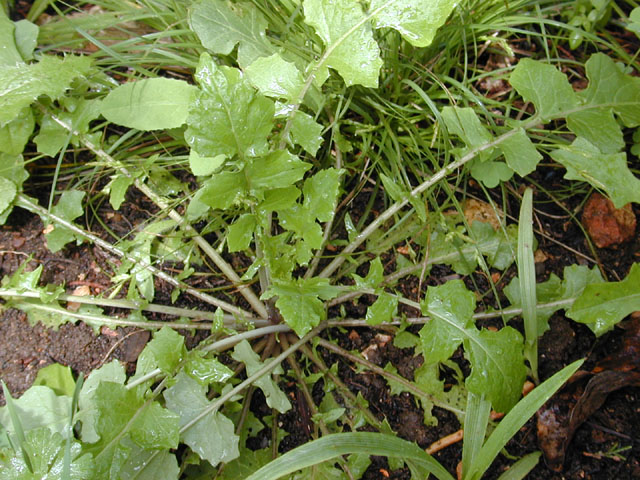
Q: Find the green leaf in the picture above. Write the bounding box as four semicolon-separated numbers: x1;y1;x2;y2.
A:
567;107;624;154
189;149;225;176
131;402;180;450
34;113;70;157
290;111;324;155
0;428;94;480
470;159;513;188
244;432;455;480
465;326;527;413
303;168;343;223
509;58;578;120
245;53;304;101
100;78;197;130
0;386;71;437
231;341;291;413
45;189;86;252
198;171;247;210
0;10;23;66
441;107;494;157
186;53;274;159
498;127;542;177
575;53;640;128
303;0;383;88
164;372;240;467
184;350;234;386
352;257;384;289
366;293;398;325
550;137;640;208
278;203;324;249
0;177;17;218
0;107;34;155
259;186;301;212
119;449;179;480
370;0;456;48
105;173;136;210
14;19;39;61
32;363;75;397
0;55;92;126
420;280;475;364
228;214;256;252
77;360;126;443
93;382;143;445
138;326;186;375
263;277;340;336
190;0;273;67
246;150;311;193
568;263;640;336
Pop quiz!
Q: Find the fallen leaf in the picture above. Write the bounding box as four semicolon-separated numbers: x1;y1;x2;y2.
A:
463;198;504;230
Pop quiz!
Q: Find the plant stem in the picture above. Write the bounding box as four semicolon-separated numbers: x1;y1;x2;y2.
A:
16;194;254;319
42;108;268;319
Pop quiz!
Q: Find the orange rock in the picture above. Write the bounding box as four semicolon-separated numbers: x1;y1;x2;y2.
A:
582;193;636;248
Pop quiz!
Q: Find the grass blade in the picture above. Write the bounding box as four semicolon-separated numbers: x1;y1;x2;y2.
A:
245;432;455;480
517;188;538;381
496;451;542;480
461;392;491;478
1;380;33;473
466;359;583;480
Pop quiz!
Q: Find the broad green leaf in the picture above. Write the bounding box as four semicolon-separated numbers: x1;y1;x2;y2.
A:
465;326;527;413
290;111;324;155
137;326;185;375
14;19;39;61
498;127;542;176
0;55;92;126
93;382;143;445
227;214;256;252
303;0;383;87
278;203;324;248
164;372;240;466
259;186;301;212
576;53;640;127
232;341;291;413
370;0;456;48
189;149;225;176
45;189;86;252
32;363;75;397
131;402;180;450
100;78;197;130
34;113;70;157
509;58;578;120
119;449;179;480
568;263;640;336
352;257;384;289
245;53;304;100
190;0;273;67
0;428;94;480
105;173;137;210
441;107;493;158
0;10;23;66
567;107;624;154
550;137;640;208
303;168;343;222
0;177;17;218
470;159;513;188
77;360;126;443
263;277;340;336
186;53;274;159
0;107;34;155
420;280;475;364
246;150;311;193
184;350;234;386
198;171;247;210
366;293;398;325
0;386;71;436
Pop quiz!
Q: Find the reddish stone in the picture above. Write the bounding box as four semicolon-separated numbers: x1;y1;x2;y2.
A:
582;193;636;248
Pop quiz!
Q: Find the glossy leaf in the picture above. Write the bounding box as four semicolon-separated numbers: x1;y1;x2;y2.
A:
352;257;384;289
370;0;456;48
499;127;542;176
45;189;86;253
303;0;383;87
190;0;273;67
303;168;343;222
0;107;34;155
185;53;274;159
0;385;71;437
245;53;304;100
568;263;640;336
14;19;38;61
550;137;640;208
100;78;197;130
0;55;92;126
366;293;398;325
0;177;17;218
246;150;311;193
227;214;256;252
137;326;186;375
290;111;324;155
164;372;240;466
184;350;234;386
131;402;180;450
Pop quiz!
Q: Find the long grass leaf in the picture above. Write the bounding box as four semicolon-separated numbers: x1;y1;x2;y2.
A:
245;432;455;480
